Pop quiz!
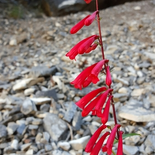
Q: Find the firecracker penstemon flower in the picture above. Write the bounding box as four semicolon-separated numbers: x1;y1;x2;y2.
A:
66;0;123;154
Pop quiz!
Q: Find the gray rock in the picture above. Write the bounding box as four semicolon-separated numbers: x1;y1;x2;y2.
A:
17;124;27;135
0;143;9;149
46;0;86;16
4;146;16;154
32;118;42;125
35;89;58;101
30;65;57;77
44;144;52;151
0;123;7;138
43;113;68;141
52;150;62;155
21;98;37;115
145;134;155;149
63;102;77;123
72;111;82;130
28;125;38;130
37;149;45;155
40;104;50;112
118;104;155;122
7;122;18;135
123;145;139;155
21;143;31;151
43;132;50;142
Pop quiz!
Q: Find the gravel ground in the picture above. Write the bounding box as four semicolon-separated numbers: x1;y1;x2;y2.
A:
0;0;155;155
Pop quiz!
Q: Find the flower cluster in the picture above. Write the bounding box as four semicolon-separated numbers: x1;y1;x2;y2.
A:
66;0;123;154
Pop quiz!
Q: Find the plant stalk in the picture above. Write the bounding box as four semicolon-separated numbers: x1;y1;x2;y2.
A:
95;0;119;138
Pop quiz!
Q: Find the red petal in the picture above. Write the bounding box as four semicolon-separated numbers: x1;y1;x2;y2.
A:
101;95;112;124
85;11;98;26
85;125;107;152
90;132;110;155
116;131;123;155
70;15;90;34
94;89;113;115
66;35;95;60
84;0;92;4
91;59;109;77
106;66;112;87
76;87;107;109
78;35;99;54
71;63;96;89
85;43;98;53
106;124;121;154
82;94;102;117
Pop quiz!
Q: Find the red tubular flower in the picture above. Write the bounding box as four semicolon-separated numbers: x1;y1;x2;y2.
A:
117;131;123;155
90;132;110;155
85;124;107;152
102;124;121;155
91;59;109;77
78;35;99;54
85;10;98;26
84;0;92;3
70;15;90;34
71;63;97;89
106;66;112;87
101;95;113;124
85;43;98;53
71;59;109;89
76;87;107;109
66;35;93;60
82;94;102;117
66;35;98;60
93;89;113;116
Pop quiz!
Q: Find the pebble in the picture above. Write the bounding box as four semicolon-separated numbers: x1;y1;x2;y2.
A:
63;102;77;123
58;141;70;151
13;78;44;91
30;98;51;105
123;145;139;155
43;113;68;141
69;136;90;151
21;98;37;115
118;104;155;122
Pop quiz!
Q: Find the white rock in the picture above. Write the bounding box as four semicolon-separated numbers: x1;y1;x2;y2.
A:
131;89;144;97
24;87;36;96
25;149;33;155
118;87;128;94
9;38;17;46
13;77;44;91
118;104;155;122
30;98;51;105
58;141;70;151
69;136;90;151
11;139;18;150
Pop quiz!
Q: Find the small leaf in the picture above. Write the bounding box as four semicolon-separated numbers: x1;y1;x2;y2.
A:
114;133;140;144
112;150;116;155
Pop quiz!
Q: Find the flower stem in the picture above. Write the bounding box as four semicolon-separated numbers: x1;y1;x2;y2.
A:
96;0;104;60
95;0;119;137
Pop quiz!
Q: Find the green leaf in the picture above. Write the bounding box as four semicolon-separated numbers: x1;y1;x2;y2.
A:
122;133;141;139
114;133;140;144
112;150;116;155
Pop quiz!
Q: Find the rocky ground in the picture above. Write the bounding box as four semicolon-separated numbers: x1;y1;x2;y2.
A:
0;0;155;155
